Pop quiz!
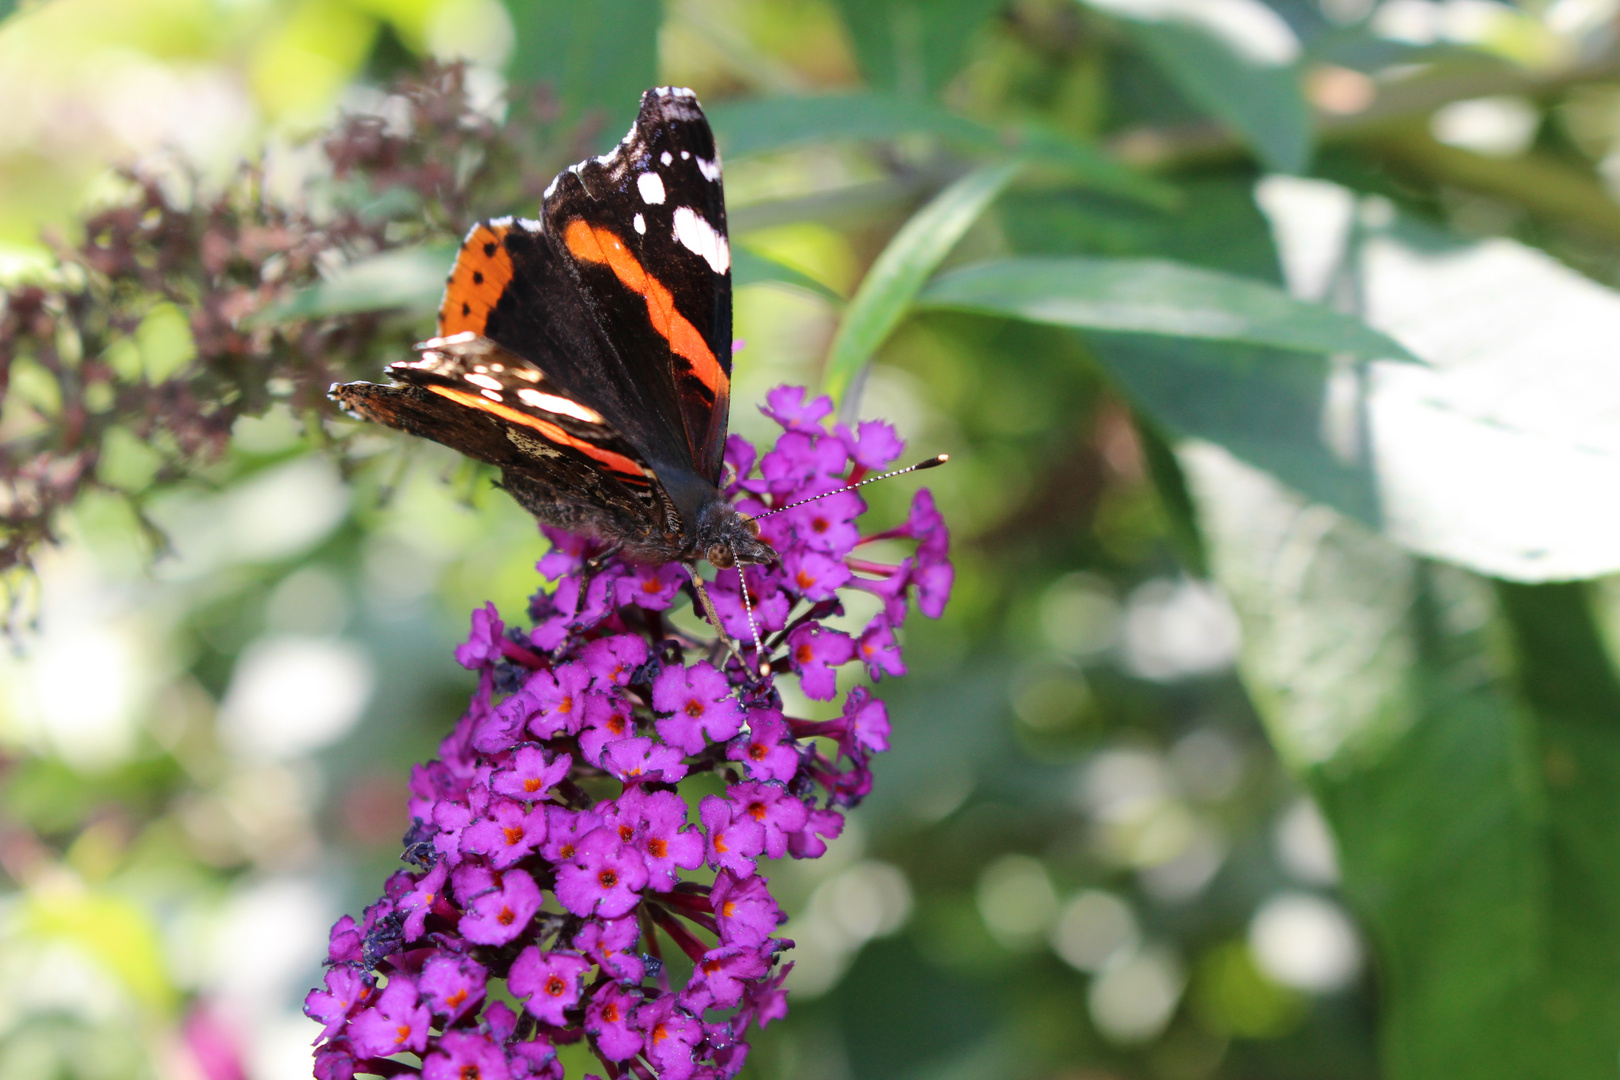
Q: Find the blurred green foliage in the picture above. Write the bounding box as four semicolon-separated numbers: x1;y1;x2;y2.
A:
11;1;1620;1080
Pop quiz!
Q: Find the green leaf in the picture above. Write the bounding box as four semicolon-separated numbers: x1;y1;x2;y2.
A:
707;93;1174;206
502;0;661;142
732;247;845;303
1258;176;1620;581
1183;446;1620;1080
827;0;1005;98
823;160;1024;406
1106;10;1313;174
257;244;454;323
918;256;1417;361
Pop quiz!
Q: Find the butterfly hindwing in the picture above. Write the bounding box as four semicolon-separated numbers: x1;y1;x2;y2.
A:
542;86;733;484
331;336;669;545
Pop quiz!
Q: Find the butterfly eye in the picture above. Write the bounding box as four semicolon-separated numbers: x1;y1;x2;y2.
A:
707;544;734;568
743;516;761;540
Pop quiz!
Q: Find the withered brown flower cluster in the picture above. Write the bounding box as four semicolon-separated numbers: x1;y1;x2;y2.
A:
0;63;596;582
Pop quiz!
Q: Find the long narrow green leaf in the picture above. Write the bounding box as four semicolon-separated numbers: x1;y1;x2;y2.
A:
822;160;1024;406
708;93;1173;206
919;256;1418;361
732;247;845;302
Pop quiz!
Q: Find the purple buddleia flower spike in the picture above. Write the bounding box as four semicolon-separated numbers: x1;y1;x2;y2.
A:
306;389;952;1078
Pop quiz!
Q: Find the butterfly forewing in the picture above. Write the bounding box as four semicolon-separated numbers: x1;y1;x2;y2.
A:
542;87;733;484
331;86;743;566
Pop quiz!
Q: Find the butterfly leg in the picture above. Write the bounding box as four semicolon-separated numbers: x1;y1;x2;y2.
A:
581;541;625;579
684;562;754;675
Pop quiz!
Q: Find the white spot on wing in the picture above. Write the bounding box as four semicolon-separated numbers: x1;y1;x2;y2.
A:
634;213;646;235
672;206;730;274
516;388;605;424
480;388;503;402
465;373;503;391
696;156;722;183
544;175;560;199
661;151;673;166
637;172;666;205
518;218;543;231
680;150;690;160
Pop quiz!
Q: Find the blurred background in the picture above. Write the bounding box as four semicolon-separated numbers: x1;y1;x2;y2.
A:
7;1;1620;1078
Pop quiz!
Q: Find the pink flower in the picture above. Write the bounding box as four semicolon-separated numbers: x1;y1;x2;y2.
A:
456;867;541;945
554;827;650;918
652;661;744;752
726;712;801;784
347;975;429;1058
785;624;856;700
508;947;592;1026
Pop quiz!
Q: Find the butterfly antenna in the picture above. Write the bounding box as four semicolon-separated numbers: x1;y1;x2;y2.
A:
732;549;772;678
755;454;949;520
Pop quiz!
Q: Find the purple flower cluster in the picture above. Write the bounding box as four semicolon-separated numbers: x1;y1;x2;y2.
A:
306;387;951;1080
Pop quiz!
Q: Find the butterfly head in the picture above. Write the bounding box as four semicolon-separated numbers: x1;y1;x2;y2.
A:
698;502;774;569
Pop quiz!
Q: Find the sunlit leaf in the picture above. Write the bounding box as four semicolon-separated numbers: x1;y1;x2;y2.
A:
828;0;1005;97
708;93;1174;205
503;0;661;140
1256;176;1620;581
1184;444;1620;1080
824;159;1023;405
919;256;1416;360
1091;2;1313;173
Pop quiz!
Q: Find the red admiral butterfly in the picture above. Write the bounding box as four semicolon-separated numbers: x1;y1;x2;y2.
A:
331;86;772;575
332;87;944;657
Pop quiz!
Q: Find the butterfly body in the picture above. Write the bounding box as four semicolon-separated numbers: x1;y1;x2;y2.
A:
331;87;774;571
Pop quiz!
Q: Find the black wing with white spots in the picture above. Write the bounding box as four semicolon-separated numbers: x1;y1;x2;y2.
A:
542;86;734;486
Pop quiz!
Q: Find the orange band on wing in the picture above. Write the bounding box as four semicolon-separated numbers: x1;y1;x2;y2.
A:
439;223;516;337
426;384;649;484
562;220;727;400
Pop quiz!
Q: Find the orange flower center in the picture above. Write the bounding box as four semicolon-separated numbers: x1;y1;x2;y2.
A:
684;698;705;718
598;868;618;889
496;906;515;926
647;838;667;858
502;826;524;845
748;742;768;761
795;644;814;664
446;988;468;1008
747;801;767;821
523;777;543;793
545;975;566;996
